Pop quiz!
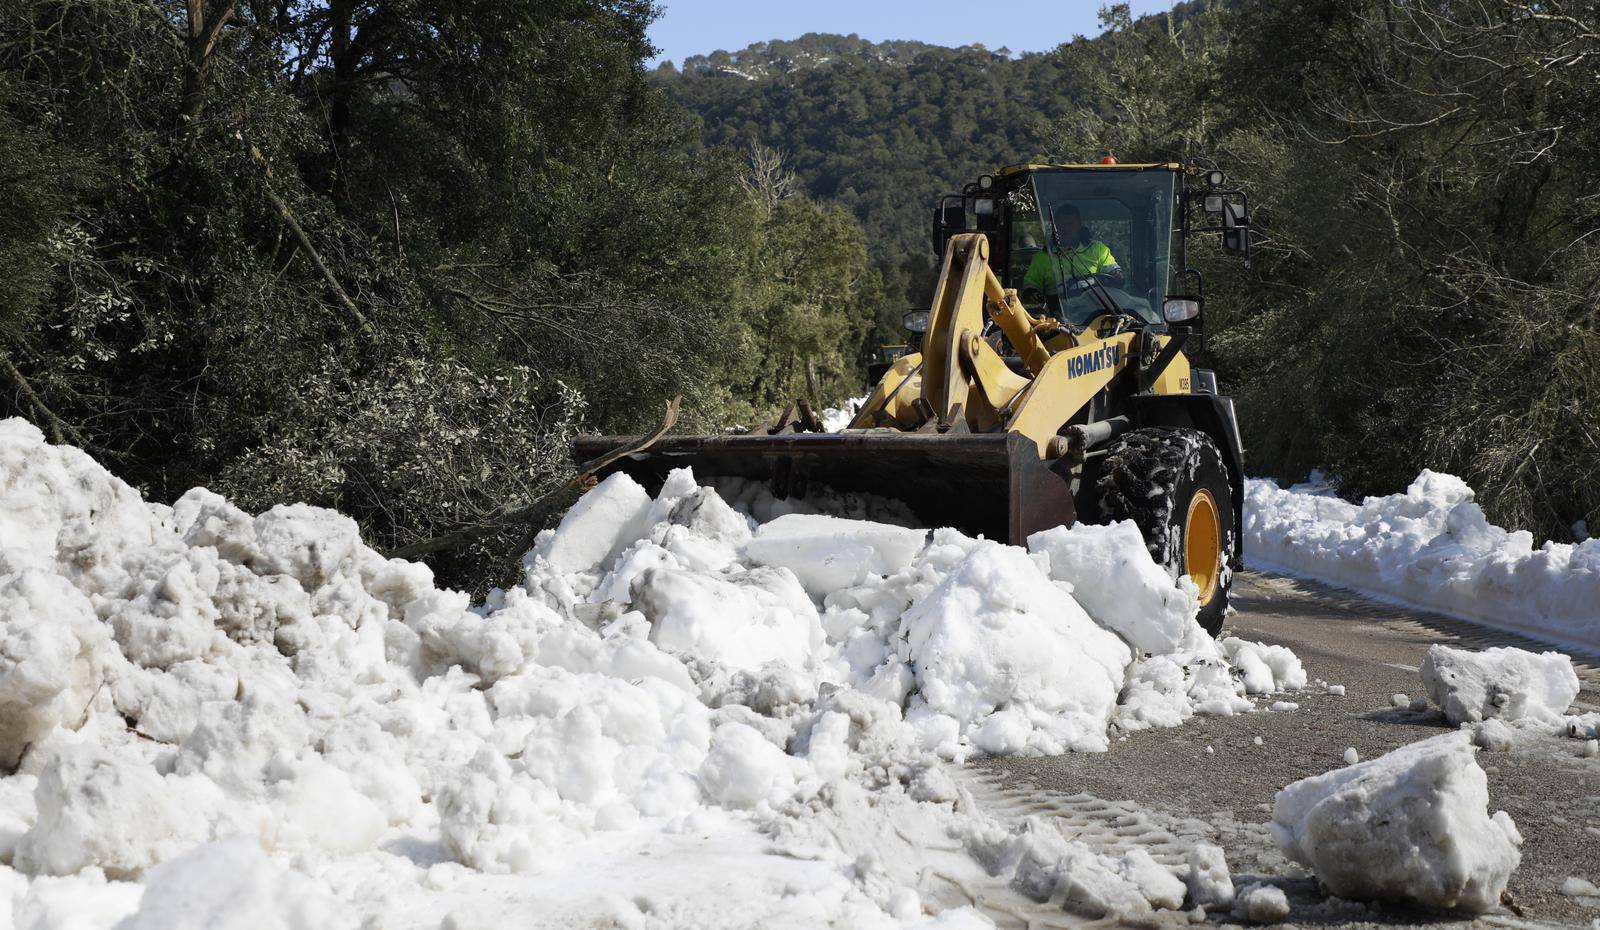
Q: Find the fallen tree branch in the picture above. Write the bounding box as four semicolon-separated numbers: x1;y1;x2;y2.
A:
384;396;682;562
262;185;374;338
0;347;87;447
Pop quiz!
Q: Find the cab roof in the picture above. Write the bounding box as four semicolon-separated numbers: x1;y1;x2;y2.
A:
997;162;1182;176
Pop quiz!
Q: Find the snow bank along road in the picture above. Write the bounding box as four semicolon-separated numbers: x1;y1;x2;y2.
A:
1246;471;1600;653
2;414;1598;929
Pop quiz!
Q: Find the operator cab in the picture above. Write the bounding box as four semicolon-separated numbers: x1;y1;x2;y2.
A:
932;162;1249;333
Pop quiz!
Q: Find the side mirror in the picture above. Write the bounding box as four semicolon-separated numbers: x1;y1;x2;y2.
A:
1163;296;1202;323
1223;225;1249;256
903;309;930;334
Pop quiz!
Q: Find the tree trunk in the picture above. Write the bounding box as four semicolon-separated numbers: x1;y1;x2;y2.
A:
179;0;239;121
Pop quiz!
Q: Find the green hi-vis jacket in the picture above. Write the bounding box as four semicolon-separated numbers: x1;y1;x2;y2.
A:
1023;240;1120;294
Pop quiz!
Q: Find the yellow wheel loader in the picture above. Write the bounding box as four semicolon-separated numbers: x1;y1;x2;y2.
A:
575;162;1252;633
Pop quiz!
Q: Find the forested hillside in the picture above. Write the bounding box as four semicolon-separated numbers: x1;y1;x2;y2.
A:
659;32;1087;328
662;3;1600;544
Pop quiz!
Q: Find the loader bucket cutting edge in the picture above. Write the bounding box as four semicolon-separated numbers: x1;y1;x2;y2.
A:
571;431;1077;546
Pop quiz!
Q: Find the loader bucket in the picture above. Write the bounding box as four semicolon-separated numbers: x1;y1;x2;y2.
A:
571;430;1077;546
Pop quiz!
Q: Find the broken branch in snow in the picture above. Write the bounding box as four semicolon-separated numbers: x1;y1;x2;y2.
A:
384;395;681;561
0;347;86;448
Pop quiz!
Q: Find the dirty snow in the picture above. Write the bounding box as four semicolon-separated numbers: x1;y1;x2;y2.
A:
1246;470;1600;651
1272;732;1522;913
0;416;1311;926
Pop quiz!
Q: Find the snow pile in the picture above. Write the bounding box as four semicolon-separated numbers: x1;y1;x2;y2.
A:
821;394;869;432
1271;732;1522;913
1030;521;1304;733
1419;644;1579;726
899;543;1129;755
1245;470;1600;650
1029;521;1200;655
0;416;1305;926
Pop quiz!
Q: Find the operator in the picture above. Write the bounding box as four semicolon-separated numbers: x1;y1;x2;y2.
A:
1022;204;1124;300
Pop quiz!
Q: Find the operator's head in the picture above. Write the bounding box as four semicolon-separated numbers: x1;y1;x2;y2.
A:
1057;204;1083;242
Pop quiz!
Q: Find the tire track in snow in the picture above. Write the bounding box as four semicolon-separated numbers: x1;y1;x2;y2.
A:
940;769;1204;928
958;769;1195;870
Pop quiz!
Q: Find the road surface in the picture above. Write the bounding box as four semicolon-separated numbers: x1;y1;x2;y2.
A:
969;570;1600;928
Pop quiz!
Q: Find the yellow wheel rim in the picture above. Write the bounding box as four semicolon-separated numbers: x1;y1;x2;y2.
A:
1185;489;1222;606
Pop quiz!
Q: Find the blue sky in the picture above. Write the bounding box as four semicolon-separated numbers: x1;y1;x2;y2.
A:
648;0;1179;67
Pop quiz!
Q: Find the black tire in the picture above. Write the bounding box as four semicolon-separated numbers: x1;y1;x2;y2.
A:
1096;427;1235;636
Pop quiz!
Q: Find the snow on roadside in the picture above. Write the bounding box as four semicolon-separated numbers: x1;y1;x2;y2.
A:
1271;732;1522;913
0;417;1306;926
1245;470;1600;652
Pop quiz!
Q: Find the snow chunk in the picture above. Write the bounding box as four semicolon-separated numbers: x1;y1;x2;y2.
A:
0;571;105;770
533;472;653;574
961;817;1174;917
820;394;867;432
744;513;925;599
1271;732;1521;912
0;418;162;591
249;503;364;591
634;565;823;671
5;868;142;928
1183;842;1235;909
903;542;1131;754
1114;649;1248;731
1472;718;1515;752
15;743;218;879
1118;847;1187;910
1232;882;1290;923
1029;520;1200;655
698;722;799;810
1222;638;1307;693
1420;644;1579;726
115;837;355;929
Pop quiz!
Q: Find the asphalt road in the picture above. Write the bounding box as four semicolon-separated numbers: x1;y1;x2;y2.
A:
975;570;1600;928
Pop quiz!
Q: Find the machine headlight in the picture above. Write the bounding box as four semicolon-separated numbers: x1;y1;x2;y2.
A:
1163;298;1201;322
903;309;930;334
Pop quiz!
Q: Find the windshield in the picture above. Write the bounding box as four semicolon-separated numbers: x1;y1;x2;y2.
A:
1005;169;1179;326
